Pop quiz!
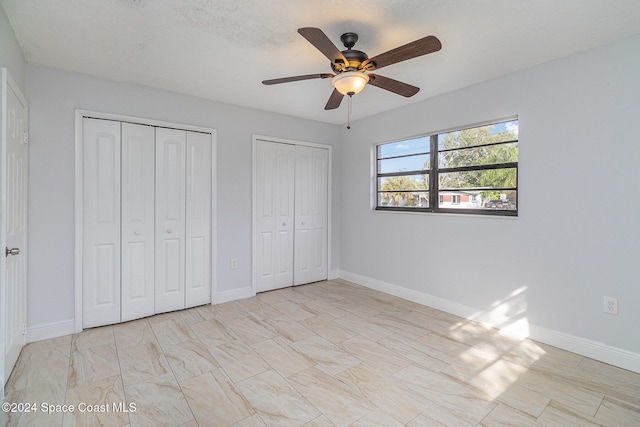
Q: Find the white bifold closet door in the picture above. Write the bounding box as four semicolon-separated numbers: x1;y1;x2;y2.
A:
155;128;211;313
255;141;295;292
293;145;328;285
82;119;211;328
154;128;187;313
255;140;328;293
184;132;212;307
83;118;123;328
121;122;155;322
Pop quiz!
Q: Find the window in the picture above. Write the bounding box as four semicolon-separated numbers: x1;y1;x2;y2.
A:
375;119;518;216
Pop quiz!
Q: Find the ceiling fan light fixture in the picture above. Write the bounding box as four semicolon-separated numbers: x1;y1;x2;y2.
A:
332;71;369;96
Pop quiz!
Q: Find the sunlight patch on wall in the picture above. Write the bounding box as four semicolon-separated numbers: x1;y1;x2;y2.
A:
461;286;531;338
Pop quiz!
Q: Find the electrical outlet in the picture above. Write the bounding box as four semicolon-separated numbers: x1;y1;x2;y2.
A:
603;296;618;315
230;258;238;269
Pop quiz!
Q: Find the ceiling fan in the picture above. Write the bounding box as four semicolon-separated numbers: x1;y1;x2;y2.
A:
262;27;442;111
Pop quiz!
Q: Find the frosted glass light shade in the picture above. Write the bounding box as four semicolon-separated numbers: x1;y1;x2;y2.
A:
331;71;369;96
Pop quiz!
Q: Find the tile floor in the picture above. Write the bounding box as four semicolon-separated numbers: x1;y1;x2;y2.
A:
2;279;639;426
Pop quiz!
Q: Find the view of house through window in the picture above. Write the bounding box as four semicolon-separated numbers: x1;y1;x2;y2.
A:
375;119;518;216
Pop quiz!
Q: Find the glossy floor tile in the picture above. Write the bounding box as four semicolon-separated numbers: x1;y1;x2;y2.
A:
3;279;640;426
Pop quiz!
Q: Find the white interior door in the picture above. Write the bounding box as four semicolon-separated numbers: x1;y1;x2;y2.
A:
121;122;155;322
82;118;121;328
294;145;328;285
155;128;186;313
185;131;212;307
2;69;28;388
255;140;295;292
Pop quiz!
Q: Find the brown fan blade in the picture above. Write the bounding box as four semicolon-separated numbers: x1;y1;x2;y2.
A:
364;36;441;70
324;88;344;110
368;74;420;97
262;73;334;85
298;27;348;67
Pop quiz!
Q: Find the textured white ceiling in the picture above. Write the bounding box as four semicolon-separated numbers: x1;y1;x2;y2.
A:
3;0;640;124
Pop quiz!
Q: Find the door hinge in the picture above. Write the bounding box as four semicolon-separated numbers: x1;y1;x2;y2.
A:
22;132;29;144
22;323;27;335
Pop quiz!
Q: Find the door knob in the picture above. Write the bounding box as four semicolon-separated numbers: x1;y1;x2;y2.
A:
167;228;173;234
134;231;141;236
5;247;20;257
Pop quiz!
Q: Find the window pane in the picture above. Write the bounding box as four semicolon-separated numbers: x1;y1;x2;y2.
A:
438;191;517;210
378;174;428;208
378;174;428;191
439;168;517;190
378;154;429;174
438;192;483;209
438;120;519;151
489;120;519;141
378;137;429;159
378;192;429;208
481;192;517;210
438;142;517;168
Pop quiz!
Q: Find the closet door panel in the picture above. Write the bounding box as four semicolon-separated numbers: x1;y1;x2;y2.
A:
274;143;295;289
155;128;186;313
255;141;294;292
294;146;328;285
121;123;155;321
309;148;328;282
255;141;276;292
185;131;212;307
294;146;312;285
82;118;121;327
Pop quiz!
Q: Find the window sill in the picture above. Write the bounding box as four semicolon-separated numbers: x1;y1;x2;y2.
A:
372;207;518;219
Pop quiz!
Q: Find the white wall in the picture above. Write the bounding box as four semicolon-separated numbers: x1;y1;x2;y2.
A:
26;65;341;331
0;5;26;93
339;35;640;362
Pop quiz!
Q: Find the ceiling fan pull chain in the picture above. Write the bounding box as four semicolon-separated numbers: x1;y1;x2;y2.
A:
347;95;352;130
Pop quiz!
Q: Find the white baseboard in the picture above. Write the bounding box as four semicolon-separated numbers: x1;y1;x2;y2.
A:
25;288;254;344
328;269;340;280
527;324;640;374
213;286;254;304
339;270;640;374
26;319;76;344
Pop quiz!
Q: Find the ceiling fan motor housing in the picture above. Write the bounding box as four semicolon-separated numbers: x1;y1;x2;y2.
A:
333;32;370;72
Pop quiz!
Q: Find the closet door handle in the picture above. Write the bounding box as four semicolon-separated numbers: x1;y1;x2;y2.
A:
167;228;173;234
134;231;141;236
